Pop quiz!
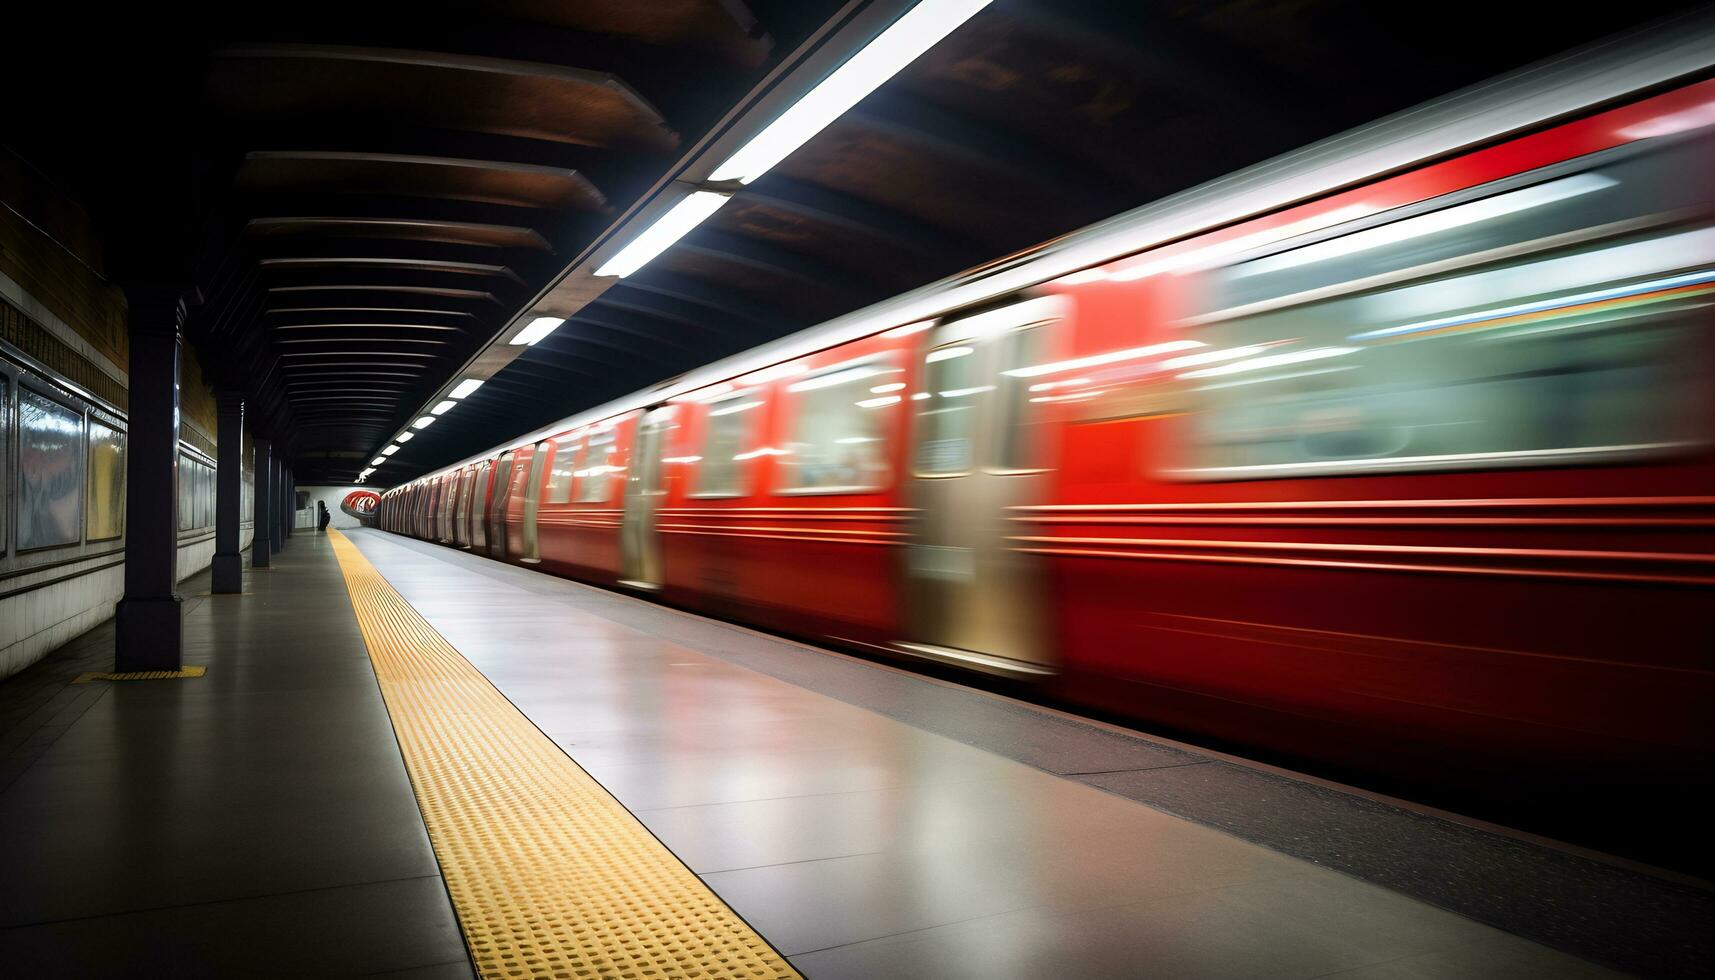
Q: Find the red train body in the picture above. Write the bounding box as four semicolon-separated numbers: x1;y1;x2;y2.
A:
378;75;1715;861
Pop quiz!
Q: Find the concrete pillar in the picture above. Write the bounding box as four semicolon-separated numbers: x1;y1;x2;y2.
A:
211;391;245;593
114;290;186;672
252;438;272;568
270;456;284;554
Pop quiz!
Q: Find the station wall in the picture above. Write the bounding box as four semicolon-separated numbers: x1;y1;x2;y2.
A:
0;149;250;679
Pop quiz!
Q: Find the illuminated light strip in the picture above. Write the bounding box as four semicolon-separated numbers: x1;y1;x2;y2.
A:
449;378;484;399
1161;345;1268;370
510;316;565;346
708;399;764;417
710;0;995;183
734;446;791;460
1233;174;1615;279
1351;269;1715;339
429;400;457;416
787;363;894;392
1179;346;1358;379
1005;340;1203;378
1110;204;1377;282
593;192;732;279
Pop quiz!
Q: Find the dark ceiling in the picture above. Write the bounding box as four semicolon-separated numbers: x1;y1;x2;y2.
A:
4;0;1707;483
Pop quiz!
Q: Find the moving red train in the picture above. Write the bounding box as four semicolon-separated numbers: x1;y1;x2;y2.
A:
379;46;1715;860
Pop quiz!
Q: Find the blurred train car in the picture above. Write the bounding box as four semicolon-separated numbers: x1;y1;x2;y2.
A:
379;56;1715;862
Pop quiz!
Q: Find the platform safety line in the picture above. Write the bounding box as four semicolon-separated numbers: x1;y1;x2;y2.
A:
325;529;799;980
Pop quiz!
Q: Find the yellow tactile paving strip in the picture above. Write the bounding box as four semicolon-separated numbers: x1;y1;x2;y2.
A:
72;666;206;683
326;529;800;980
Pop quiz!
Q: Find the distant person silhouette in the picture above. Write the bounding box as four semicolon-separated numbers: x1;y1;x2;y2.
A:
317;500;331;533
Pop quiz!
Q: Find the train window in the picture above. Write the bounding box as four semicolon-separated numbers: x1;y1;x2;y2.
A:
489;452;515;518
545;439;578;504
577;430;618;503
915;345;979;476
695;391;761;497
779;356;899;493
994;326;1049;472
18;387;84;550
1176;222;1714;479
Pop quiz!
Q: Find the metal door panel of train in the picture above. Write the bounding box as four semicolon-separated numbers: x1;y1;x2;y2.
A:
486;450;515;559
520;442;550;563
468;462;491;550
904;296;1065;676
621;408;671;589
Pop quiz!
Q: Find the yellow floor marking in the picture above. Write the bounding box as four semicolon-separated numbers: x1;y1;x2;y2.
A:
73;666;206;684
326;529;799;980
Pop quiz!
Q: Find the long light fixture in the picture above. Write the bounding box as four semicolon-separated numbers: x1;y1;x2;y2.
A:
589;1;992;283
411;415;437;429
709;0;995;184
510;316;565;346
429;400;457;415
371;456;387;466
381;445;401;456
450;378;484;399
594;191;732;279
395;431;414;442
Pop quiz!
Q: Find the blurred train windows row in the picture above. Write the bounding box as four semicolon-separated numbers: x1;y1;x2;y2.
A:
779;355;898;494
1166;133;1715;479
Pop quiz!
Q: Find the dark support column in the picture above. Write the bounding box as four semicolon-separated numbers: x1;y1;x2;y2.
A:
270;456;284;554
253;438;272;568
211;391;245;593
287;469;296;538
115;291;186;672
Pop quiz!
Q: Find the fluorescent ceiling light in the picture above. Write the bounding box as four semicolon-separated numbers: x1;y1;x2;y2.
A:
430;400;457;415
371;457;387;466
710;0;995;183
395;432;414;442
381;445;401;456
450;378;485;399
510;316;565;346
594;191;732;279
411;416;436;429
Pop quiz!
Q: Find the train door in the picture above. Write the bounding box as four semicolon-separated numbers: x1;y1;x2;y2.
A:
903;297;1064;676
486;451;515;558
453;469;475;547
469;462;490;550
620;408;671;589
521;442;550;563
438;474;457;543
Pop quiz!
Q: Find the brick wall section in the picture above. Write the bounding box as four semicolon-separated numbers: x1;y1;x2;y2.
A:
2;145;221;452
0;149;127;370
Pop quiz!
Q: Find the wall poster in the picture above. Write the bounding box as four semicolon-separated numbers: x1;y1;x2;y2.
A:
18;387;83;551
86;418;125;541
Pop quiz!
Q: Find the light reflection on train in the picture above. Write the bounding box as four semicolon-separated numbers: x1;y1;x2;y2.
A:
379;77;1715;826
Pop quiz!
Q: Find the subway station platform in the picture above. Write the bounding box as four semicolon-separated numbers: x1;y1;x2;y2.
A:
1;529;1711;979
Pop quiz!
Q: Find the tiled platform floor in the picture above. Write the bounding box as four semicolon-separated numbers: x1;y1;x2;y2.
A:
0;537;473;979
348;529;1679;979
2;528;1707;978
